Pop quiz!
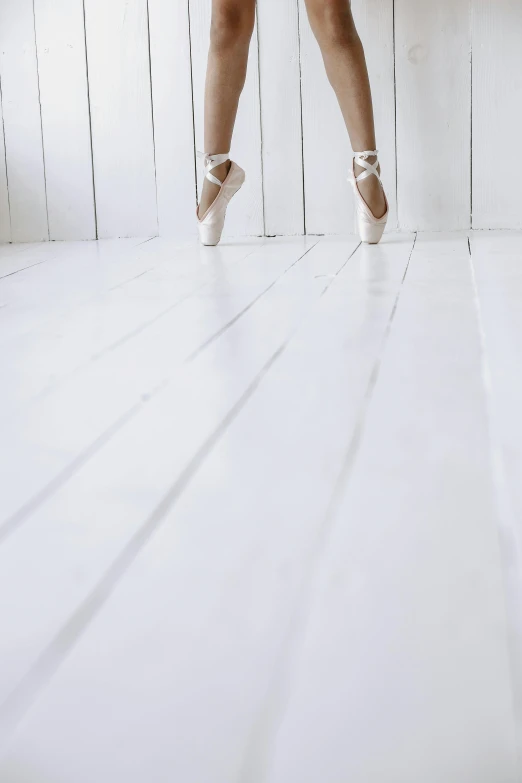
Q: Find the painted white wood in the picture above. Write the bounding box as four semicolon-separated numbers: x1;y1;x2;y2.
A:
298;0;396;234
0;244;49;280
0;237;152;342
83;0;157;238
472;2;522;229
470;231;522;758
256;0;304;235
395;0;471;230
0;243;46;263
0;237;318;526
0;239;148;297
0;238;146;294
470;232;522;551
33;0;96;241
0;0;48;242
4;3;522;239
264;234;519;783
189;0;264;237
4;233;522;779
0;235;415;772
148;0;197;238
0;236;357;713
0;238;265;412
0;89;10;243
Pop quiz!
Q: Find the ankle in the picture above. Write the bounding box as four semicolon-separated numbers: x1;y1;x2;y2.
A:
210;159;231;183
351;151;386;220
354;155;379;177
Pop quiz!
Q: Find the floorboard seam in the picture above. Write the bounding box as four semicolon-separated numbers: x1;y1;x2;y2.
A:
0;259;46;280
2;241;265;414
0;236;361;745
185;239;320;363
468;233;522;770
237;232;417;783
0;239;320;544
95;241;268;361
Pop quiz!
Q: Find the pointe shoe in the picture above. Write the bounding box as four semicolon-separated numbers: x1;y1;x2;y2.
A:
348;149;388;244
196;151;245;246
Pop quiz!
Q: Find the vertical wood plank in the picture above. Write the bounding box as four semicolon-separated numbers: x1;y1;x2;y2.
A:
0;84;11;243
83;0;158;239
472;1;522;229
299;0;396;234
257;0;304;235
189;0;264;237
148;0;198;238
33;0;96;240
395;0;471;230
0;0;49;242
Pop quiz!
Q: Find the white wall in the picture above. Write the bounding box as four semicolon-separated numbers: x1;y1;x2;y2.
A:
0;0;521;242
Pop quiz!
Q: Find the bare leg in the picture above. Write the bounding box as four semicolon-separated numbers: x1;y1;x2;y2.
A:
304;0;386;218
198;0;256;217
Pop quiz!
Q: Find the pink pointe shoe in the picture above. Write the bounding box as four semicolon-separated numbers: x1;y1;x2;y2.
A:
348;149;389;244
196;151;245;246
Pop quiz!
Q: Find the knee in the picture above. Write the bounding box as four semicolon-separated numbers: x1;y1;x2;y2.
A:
210;2;255;51
307;0;360;49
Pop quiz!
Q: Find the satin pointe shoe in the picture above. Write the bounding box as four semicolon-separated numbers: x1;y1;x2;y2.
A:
196;151;245;246
348;149;388;244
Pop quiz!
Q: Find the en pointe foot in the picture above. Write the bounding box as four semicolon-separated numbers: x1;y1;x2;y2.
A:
348;150;388;244
196;152;245;247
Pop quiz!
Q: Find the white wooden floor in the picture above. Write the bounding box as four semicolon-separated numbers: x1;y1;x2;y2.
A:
1;231;522;782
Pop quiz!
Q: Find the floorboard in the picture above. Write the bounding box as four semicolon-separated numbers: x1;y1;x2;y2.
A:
470;231;522;760
0;236;331;527
0;234;414;770
1;232;521;782
0;236;369;714
0;238;147;282
0;238;156;341
0;237;265;412
262;233;519;782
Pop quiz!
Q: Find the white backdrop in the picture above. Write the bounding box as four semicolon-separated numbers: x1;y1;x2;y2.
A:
0;0;521;243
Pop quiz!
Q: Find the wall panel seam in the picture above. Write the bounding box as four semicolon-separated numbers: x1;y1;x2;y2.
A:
81;0;98;239
31;0;50;240
146;0;159;234
295;0;307;235
392;0;399;230
255;2;267;236
469;0;473;228
186;0;198;210
0;74;12;241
